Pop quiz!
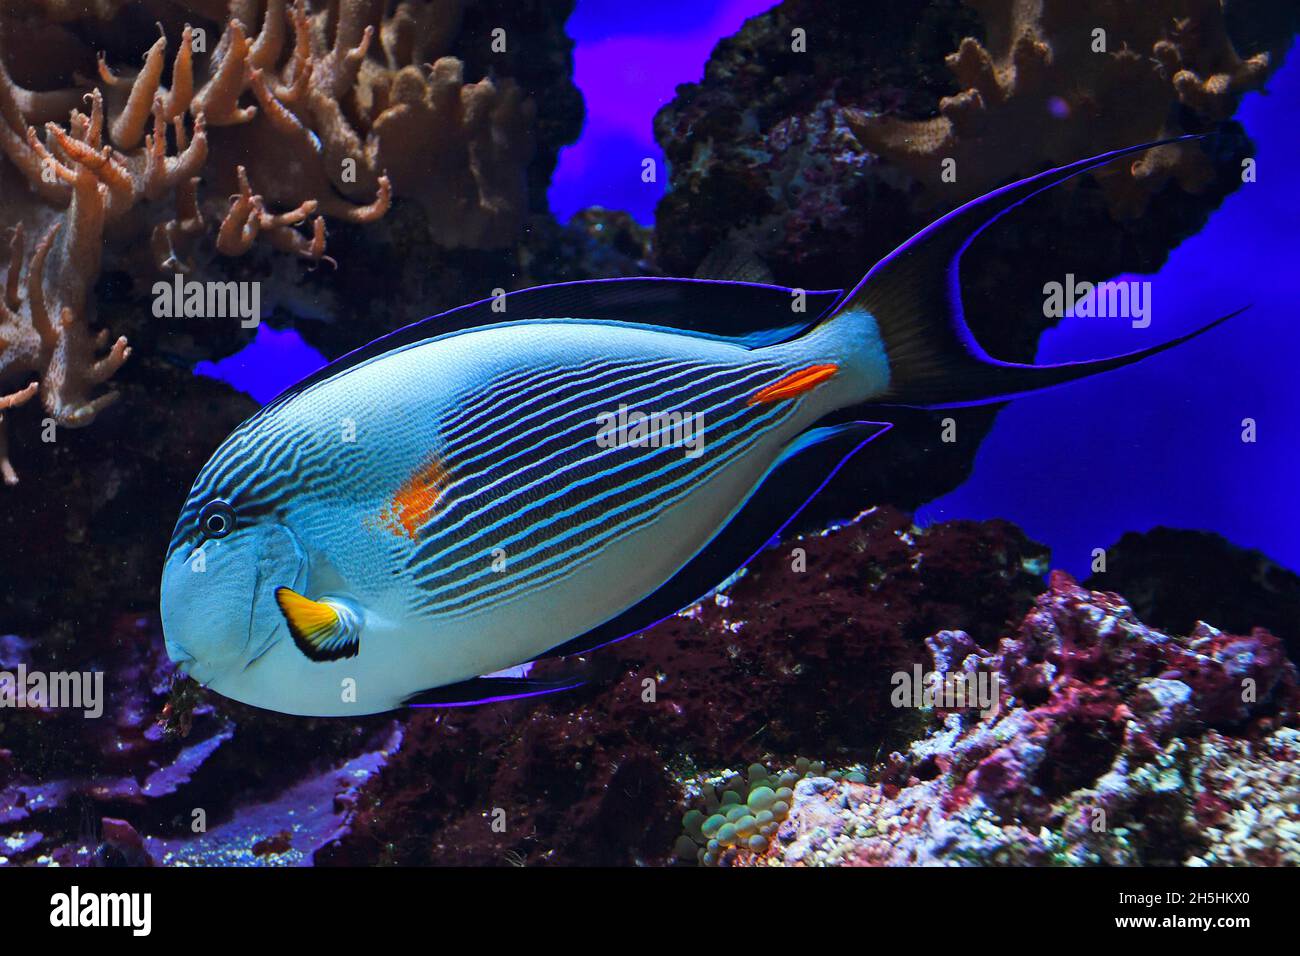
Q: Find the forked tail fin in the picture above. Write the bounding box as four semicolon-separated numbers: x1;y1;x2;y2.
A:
832;136;1247;408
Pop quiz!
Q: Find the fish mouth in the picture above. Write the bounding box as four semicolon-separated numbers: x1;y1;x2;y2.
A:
165;647;212;688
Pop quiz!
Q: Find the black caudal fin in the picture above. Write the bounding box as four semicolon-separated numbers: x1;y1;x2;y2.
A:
835;136;1247;408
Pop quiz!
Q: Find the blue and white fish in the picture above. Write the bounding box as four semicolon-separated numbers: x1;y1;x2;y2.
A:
160;139;1242;716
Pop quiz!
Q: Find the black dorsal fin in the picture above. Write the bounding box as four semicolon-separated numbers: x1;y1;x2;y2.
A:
258;278;842;418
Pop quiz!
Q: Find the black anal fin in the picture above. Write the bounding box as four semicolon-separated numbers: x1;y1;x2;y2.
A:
404;672;592;708
405;676;585;708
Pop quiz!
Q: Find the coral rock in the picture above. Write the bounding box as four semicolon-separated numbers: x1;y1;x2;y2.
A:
0;0;562;478
845;0;1272;218
738;572;1299;866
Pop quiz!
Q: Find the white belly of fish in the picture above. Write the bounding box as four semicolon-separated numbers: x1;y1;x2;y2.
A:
396;417;795;690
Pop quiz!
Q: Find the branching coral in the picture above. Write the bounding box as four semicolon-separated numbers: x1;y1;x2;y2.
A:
0;27;224;479
73;0;535;252
81;3;393;264
0;220;131;485
0;6;311;481
846;0;1271;216
0;0;543;480
214;0;534;249
0;71;164;481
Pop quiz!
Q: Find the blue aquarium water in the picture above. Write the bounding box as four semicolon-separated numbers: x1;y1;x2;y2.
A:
918;46;1300;577
550;0;777;224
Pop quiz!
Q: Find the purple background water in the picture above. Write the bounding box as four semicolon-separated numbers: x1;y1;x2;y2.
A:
198;2;1299;577
915;59;1300;576
549;0;775;224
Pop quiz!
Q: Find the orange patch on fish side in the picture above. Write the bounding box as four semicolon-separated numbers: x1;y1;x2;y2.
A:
376;455;453;541
747;364;840;405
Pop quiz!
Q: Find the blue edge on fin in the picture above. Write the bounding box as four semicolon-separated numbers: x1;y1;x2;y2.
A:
407;135;1232;707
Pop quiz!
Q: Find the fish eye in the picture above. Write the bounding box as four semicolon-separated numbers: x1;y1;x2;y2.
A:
198;499;236;539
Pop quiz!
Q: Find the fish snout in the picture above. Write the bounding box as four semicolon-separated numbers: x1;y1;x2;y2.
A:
160;522;292;680
163;636;209;684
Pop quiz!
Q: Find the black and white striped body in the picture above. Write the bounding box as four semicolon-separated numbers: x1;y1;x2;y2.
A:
163;313;886;715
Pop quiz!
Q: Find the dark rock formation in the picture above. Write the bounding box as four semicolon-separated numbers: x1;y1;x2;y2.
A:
321;507;1051;866
651;0;1291;518
1086;526;1300;656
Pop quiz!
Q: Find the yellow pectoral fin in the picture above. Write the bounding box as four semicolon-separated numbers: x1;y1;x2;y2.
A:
274;587;361;662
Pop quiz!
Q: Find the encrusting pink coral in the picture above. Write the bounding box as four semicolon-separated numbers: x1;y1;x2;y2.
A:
720;572;1299;866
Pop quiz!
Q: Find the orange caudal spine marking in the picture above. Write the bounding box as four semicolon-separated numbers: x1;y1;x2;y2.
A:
375;455;453;541
747;363;840;406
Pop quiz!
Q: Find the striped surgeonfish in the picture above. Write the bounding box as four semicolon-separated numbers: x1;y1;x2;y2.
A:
161;139;1243;716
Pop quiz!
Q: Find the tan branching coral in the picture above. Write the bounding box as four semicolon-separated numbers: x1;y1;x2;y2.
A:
83;6;374;266
0;0;543;481
846;0;1271;217
214;0;534;249
6;0;537;258
0;219;131;485
0;43;218;479
66;0;533;251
